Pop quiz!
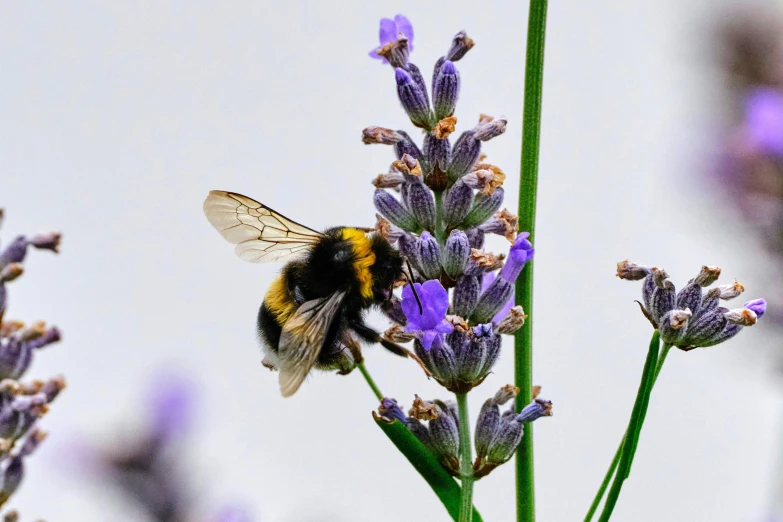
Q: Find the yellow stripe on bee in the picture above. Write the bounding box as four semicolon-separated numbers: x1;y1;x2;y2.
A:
342;228;376;299
264;274;298;325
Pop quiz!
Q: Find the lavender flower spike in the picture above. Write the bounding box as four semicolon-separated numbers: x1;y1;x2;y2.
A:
369;15;414;64
401;280;454;350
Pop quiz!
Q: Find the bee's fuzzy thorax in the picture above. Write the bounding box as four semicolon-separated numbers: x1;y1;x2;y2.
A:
341;228;376;299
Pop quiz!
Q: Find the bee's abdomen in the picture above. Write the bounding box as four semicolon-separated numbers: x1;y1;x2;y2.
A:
257;302;282;352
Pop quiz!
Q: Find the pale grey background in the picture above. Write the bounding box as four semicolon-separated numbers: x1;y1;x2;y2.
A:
1;1;782;521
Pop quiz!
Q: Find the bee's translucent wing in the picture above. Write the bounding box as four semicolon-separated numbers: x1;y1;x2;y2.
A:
277;290;346;397
203;190;323;263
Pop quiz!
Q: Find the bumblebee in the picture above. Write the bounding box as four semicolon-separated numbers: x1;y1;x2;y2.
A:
203;190;423;397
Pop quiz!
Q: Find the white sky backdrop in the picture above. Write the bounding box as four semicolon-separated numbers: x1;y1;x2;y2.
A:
2;1;783;521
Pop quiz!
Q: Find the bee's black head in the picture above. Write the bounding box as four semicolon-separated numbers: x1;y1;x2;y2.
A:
369;235;403;301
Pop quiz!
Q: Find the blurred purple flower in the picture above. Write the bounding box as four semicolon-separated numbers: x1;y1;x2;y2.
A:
149;372;196;442
401;280;453;350
744;88;783;156
214;506;254;522
369;15;414;63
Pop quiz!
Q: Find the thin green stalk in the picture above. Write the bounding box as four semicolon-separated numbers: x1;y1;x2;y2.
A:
358;361;383;400
515;2;548;522
596;331;660;522
583;444;622;522
434;191;446;245
584;340;672;521
456;393;475;522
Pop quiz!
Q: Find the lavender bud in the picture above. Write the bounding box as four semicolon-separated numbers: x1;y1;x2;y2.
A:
649;280;676;325
447;31;474;61
471;277;513;324
0;394;46;440
453;325;498;387
496;306;526;335
395;68;433;130
376;397;408;424
683;309;728;347
474;400;501;461
423;134;451;176
0;264;23;284
448;131;481;180
693;265;722;286
442;230;470;279
433;60;460;120
717;281;745;300
474;117;507;141
416;232;442;280
724;308;757;326
675;283;702;315
0;238;28;268
428;401;460;462
485;415;523;465
418;339;457;384
374;190;418;232
515;396;554;423
443;180;474;227
453;275;480;318
381;297;407;326
406;63;431;107
394;130;423;161
376;33;410;69
616;260;651;281
466;228;485;249
403;180;436;231
462;188;505;229
659;309;692;345
480;209;518;242
362;126;404;145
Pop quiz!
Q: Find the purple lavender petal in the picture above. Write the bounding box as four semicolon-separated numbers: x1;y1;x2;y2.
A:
394;14;414;51
745;88;783;156
379;17;397;45
368;48;386;62
743;297;767;318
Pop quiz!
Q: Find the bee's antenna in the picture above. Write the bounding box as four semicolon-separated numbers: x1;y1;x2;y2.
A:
404;258;424;315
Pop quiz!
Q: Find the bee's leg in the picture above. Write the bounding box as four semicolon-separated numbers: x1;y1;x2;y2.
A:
348;320;431;378
336;334;364;375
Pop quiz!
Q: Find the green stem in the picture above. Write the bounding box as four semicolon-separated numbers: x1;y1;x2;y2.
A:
596;331;660;522
515;2;548;522
583;444;622;522
357;362;383;401
584;340;672;521
456;392;475;522
434;191;446;245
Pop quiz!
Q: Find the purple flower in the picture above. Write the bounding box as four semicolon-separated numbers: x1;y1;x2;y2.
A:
744;88;783;156
149;372;196;442
214;506;253;522
499;232;535;283
369;15;414;63
401;280;454;350
481;272;514;323
744;298;767;318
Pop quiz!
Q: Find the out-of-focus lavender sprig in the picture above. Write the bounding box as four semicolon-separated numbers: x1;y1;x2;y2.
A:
86;373;253;522
709;12;783;328
0;210;64;518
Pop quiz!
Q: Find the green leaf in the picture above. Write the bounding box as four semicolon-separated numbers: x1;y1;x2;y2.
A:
374;417;483;522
